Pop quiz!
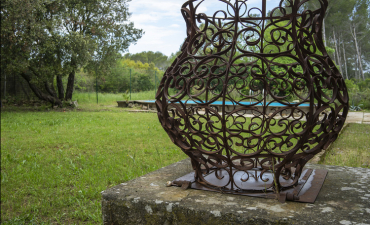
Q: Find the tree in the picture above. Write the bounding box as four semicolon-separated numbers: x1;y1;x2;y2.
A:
323;0;369;80
350;0;370;80
1;0;143;105
1;0;52;101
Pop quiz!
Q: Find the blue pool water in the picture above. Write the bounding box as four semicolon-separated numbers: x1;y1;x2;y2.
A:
141;100;310;107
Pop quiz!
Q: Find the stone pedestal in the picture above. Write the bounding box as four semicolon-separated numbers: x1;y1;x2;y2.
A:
101;159;370;225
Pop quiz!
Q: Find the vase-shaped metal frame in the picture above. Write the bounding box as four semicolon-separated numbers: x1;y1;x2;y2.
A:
156;0;348;198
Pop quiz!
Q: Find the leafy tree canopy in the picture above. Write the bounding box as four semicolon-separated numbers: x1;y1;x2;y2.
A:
1;0;143;105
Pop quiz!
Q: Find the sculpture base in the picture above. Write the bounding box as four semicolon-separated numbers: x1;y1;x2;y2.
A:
102;159;370;224
172;168;328;203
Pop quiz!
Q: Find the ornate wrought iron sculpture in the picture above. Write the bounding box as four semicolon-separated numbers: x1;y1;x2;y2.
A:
156;0;348;202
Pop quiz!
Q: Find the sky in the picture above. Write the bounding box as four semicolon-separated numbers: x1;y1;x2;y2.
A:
127;0;282;57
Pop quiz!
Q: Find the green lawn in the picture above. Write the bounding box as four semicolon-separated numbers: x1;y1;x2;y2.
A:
0;109;186;224
319;123;370;168
0;106;303;224
1;103;369;224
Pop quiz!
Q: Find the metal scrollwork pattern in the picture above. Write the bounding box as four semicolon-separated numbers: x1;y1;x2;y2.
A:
156;0;348;194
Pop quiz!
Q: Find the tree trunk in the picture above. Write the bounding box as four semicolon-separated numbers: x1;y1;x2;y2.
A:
56;75;65;100
44;80;58;98
50;77;57;96
338;35;343;75
333;30;342;74
65;69;75;100
359;46;365;80
323;18;326;47
20;72;62;106
3;74;6;97
332;40;336;64
355;56;358;80
20;81;30;100
13;73;16;96
342;42;348;80
351;26;364;80
332;33;337;64
322;3;331;47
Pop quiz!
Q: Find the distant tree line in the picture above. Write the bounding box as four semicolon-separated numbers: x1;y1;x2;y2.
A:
124;51;171;70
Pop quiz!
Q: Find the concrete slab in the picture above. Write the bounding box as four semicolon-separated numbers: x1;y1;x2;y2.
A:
102;159;370;225
364;113;370;122
345;112;364;124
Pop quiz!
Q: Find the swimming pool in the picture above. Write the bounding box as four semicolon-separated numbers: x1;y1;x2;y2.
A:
117;99;311;114
138;100;310;107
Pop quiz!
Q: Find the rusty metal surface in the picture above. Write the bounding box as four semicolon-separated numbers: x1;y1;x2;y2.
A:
156;0;348;201
172;168;328;203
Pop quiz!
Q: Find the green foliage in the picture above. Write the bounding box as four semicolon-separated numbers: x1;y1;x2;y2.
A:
349;103;362;111
122;90;129;102
357;78;370;91
1;0;46;74
347;79;370;110
345;79;360;92
124;51;170;70
351;90;370;110
86;59;163;93
325;46;335;55
1;0;143;102
74;69;94;92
